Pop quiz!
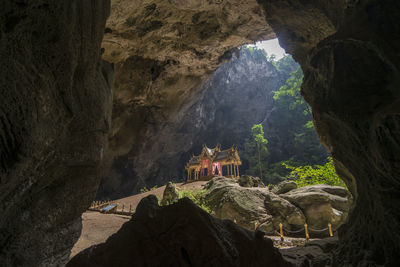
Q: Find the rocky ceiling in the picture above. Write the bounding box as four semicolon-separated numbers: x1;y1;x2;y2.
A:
100;0;275;193
0;0;399;266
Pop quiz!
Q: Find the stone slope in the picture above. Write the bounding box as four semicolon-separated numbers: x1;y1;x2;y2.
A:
204;177;351;234
68;195;292;267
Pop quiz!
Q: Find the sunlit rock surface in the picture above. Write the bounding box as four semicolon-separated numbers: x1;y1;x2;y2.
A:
205;177;306;233
271;181;298;195
205;177;350;234
281;184;352;230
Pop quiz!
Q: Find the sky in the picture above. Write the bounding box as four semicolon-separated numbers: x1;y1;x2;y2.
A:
250;38;287;60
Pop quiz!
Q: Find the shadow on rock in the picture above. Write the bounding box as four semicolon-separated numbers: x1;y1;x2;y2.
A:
67;195;292;267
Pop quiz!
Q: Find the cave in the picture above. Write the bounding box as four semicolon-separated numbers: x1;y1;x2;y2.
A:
1;0;399;266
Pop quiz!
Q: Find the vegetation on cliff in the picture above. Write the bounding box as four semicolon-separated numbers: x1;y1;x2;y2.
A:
240;48;329;185
283;158;346;187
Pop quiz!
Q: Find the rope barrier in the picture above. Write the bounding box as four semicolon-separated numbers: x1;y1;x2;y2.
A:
253;221;338;240
308;227;329;233
282;227;305;234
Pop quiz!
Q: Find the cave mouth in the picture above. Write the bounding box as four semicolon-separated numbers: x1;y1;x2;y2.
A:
2;0;399;266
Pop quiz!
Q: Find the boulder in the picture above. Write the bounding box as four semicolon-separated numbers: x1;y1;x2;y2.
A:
280;184;352;230
271;181;298;194
238;175;265;188
161;182;179;206
205;177;305;233
67;195;291;267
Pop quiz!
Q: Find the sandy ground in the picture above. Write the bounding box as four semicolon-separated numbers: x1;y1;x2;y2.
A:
70;181;207;258
70;211;131;258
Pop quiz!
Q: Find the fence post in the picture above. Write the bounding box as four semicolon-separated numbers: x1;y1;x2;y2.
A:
328;223;333;237
234;218;237;224
122;204;124;212
254;222;258;231
304;224;309;240
279;223;284;241
129;204;132;213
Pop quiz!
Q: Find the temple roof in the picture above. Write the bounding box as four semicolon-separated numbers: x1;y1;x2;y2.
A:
187;155;200;165
214;150;228;160
186;144;241;169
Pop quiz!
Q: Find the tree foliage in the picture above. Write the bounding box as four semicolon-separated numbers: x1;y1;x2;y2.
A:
243;124;269;179
273;67;309;114
283;157;346;187
178;189;211;213
265;61;328;171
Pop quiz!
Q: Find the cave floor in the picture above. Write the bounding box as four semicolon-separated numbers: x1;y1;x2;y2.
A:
70;211;131;258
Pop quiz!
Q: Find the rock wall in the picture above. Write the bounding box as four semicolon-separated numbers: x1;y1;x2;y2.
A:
258;0;400;265
0;1;112;266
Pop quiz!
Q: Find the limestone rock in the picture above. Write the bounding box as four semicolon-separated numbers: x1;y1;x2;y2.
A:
259;0;400;263
238;175;265;188
205;177;305;233
281;236;339;266
271;181;298;195
161;182;179;205
67;195;291;267
0;1;112;266
280;184;352;230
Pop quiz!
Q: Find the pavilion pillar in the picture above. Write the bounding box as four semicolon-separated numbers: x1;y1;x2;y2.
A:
229;164;231;176
234;164;236;177
237;165;239;177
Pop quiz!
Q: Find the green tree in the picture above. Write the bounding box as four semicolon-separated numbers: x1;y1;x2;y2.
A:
283;157;346;187
273;66;310;114
265;63;328;170
244;124;269;179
